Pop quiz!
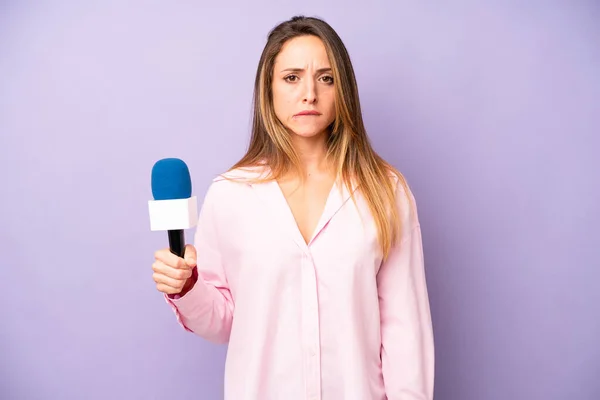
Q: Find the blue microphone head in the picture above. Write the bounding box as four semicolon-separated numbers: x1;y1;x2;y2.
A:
151;158;192;200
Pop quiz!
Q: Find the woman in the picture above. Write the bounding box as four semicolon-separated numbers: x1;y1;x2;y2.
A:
152;15;434;400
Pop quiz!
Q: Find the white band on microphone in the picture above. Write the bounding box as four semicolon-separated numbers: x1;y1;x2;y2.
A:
148;196;198;231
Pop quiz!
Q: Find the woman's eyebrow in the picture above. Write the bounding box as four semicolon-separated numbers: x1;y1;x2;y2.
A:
280;67;332;73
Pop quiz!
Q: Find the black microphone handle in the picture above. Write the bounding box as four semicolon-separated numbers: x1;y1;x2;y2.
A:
168;229;185;258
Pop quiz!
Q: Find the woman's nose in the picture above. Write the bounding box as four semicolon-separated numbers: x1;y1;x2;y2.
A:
302;79;317;104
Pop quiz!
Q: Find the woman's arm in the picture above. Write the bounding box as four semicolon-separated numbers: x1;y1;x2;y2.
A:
164;183;234;344
377;184;435;399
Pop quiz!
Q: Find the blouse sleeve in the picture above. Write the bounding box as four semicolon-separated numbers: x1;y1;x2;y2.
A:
376;181;435;399
163;181;234;344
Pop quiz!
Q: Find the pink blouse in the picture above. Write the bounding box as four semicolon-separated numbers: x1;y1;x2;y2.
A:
164;167;435;399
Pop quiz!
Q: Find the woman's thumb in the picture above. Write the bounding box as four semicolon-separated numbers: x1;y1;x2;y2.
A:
184;244;197;267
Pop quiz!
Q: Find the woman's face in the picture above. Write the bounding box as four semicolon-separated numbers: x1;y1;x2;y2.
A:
271;35;336;139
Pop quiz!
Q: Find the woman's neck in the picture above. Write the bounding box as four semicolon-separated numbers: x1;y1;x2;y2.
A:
290;132;331;177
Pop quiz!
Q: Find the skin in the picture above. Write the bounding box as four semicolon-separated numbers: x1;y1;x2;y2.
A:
271;35;338;244
153;35;339;295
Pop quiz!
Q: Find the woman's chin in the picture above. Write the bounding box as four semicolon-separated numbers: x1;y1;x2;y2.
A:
288;127;328;139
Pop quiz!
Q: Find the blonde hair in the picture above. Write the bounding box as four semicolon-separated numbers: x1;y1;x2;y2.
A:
229;15;411;260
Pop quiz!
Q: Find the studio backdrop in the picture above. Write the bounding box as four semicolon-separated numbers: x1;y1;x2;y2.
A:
1;1;598;399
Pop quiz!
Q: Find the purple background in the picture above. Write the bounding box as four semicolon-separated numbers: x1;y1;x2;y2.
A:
1;1;599;399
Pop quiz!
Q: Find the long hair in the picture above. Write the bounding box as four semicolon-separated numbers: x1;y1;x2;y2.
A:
229;15;411;260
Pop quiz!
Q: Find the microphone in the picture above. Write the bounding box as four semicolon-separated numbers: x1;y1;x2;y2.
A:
148;158;198;258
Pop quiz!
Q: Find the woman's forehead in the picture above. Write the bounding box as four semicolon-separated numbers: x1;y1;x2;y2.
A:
275;36;330;69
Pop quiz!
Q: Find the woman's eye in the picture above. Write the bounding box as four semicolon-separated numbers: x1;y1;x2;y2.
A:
283;74;333;84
